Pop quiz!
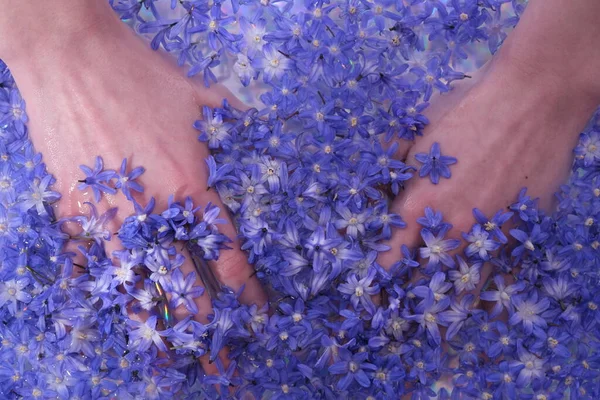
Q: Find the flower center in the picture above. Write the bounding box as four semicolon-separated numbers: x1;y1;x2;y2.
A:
484;221;496;231
425;313;436;323
526;361;534;369
431;245;442;254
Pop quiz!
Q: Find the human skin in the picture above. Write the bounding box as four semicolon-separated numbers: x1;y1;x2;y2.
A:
1;0;599;370
0;0;266;370
379;0;600;301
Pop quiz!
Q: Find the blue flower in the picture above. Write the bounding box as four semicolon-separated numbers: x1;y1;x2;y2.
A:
0;89;28;128
114;158;145;201
480;275;526;318
195;107;232;149
127;315;168;353
472;207;513;243
334;204;370;238
462;223;500;260
0;278;31;315
515;340;547;387
415;142;457;184
69;319;101;357
410;56;450;101
328;348;376;390
338;269;380;315
510;223;549;258
389;244;420;277
203;358;241;394
510;187;539;222
205;155;235;189
439;294;476;340
486;360;523;398
419;228;460;270
72;203;118;243
416;207;452;234
253;44;294;82
508;291;550;336
407;288;450;345
448;256;481;293
77;156;116;203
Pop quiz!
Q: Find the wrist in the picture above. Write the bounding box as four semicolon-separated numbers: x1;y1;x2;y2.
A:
464;55;598;149
490;0;600;108
0;2;122;66
488;50;600;127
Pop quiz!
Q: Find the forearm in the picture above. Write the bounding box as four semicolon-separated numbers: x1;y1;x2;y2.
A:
495;0;600;105
0;1;123;66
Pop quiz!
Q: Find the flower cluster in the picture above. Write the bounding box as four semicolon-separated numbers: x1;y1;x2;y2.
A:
0;0;599;399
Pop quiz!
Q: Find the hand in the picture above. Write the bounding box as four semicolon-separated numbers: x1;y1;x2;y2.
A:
3;1;265;370
379;54;598;305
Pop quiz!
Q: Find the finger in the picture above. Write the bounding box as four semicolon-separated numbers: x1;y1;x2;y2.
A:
387;62;490;162
376;185;426;271
184;186;267;307
171;247;233;372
